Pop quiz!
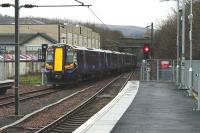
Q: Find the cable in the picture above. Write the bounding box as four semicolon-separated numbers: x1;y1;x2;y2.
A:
87;7;128;47
74;0;84;5
88;7;106;26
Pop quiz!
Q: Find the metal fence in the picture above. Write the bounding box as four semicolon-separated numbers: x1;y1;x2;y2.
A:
140;59;175;82
140;59;200;110
0;47;5;80
181;60;200;92
0;61;43;79
0;46;43;80
0;61;5;80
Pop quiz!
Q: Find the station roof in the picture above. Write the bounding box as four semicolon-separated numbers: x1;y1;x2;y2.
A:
0;33;57;46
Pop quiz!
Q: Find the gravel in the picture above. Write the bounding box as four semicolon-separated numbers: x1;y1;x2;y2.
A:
0;76;115;128
0;71;138;132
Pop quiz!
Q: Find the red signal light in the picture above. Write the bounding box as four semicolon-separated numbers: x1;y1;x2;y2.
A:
144;46;150;53
143;44;150;59
144;47;149;52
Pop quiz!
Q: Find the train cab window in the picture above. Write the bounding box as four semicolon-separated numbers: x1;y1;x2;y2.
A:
47;48;53;64
66;49;74;65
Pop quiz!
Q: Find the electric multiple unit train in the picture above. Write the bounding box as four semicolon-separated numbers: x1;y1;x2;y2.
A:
45;44;137;85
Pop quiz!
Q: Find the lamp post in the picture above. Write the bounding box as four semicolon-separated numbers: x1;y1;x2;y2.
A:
188;0;193;96
180;0;186;89
160;0;181;85
176;0;180;86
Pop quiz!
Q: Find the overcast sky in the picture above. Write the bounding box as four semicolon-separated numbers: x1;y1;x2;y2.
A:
0;0;176;27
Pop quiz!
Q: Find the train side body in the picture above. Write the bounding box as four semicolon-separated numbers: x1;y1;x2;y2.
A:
45;44;137;85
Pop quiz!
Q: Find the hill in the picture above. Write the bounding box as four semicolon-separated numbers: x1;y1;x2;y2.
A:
105;25;146;38
0;14;145;38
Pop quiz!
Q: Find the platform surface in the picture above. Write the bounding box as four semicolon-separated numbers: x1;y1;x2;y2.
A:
0;80;14;84
73;81;139;133
111;82;200;133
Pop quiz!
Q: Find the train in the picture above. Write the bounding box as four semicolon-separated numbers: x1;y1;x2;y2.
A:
45;43;137;85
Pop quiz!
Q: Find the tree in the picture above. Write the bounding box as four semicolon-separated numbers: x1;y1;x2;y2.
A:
154;0;200;59
83;22;124;50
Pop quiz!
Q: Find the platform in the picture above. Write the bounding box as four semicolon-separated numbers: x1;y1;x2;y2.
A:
74;81;200;133
0;80;14;95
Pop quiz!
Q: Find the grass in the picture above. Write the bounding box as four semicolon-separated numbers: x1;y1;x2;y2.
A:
20;73;42;85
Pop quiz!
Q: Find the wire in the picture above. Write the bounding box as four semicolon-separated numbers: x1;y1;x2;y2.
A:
25;4;91;8
88;7;106;26
87;7;130;47
74;0;84;5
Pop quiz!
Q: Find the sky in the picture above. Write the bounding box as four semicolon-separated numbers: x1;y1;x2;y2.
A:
0;0;176;27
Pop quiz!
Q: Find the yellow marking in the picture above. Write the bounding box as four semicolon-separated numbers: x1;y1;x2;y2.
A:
193;91;198;101
45;63;53;69
64;63;74;69
54;48;63;72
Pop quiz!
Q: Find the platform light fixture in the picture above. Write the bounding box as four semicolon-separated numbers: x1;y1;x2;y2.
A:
160;0;183;87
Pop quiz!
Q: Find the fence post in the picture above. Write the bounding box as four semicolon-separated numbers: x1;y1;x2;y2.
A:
140;65;143;81
197;73;200;110
140;60;146;81
157;59;159;81
146;67;150;81
41;72;44;85
172;60;175;82
0;47;5;80
176;62;179;85
41;66;45;85
188;67;193;96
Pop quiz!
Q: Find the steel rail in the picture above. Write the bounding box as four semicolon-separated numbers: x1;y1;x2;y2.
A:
0;88;61;107
36;73;132;133
0;87;56;101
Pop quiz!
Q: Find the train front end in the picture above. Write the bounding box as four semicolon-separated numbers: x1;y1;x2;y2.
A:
45;44;77;84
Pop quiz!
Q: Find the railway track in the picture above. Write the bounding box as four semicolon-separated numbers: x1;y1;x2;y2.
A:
36;72;132;133
0;87;61;107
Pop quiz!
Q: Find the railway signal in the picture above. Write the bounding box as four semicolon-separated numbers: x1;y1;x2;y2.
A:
41;44;48;62
143;44;150;60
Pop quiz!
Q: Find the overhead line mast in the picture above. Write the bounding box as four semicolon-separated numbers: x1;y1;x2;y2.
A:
0;0;92;116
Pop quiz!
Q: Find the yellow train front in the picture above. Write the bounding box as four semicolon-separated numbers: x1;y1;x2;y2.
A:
45;44;137;85
45;44;78;84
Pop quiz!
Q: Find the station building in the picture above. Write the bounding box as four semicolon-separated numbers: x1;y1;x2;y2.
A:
0;24;101;54
0;32;57;54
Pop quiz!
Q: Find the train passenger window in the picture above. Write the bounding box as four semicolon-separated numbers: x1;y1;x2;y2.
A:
47;49;53;64
66;50;73;65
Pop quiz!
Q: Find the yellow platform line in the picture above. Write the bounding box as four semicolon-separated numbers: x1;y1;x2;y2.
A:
192;90;198;101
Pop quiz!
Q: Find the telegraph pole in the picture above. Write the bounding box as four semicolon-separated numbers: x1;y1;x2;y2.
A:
15;0;20;115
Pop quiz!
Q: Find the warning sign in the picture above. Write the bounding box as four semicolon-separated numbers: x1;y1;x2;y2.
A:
161;61;170;69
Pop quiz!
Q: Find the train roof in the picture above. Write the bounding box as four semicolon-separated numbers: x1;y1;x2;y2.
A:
51;43;136;56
